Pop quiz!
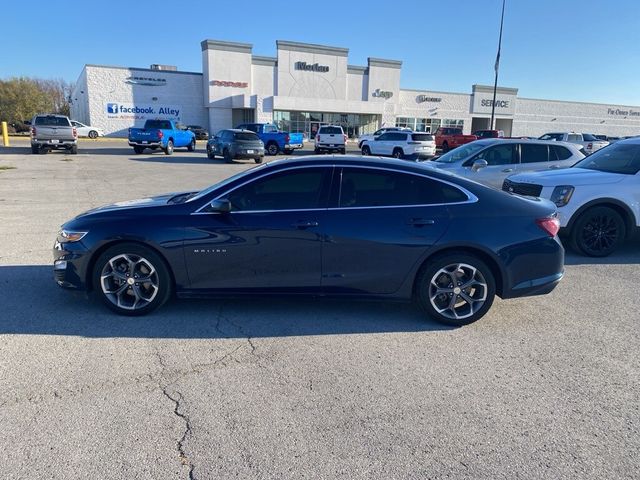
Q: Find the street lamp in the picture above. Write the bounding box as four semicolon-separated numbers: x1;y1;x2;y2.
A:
490;0;506;130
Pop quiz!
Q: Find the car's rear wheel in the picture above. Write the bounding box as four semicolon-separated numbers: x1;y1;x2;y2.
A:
442;142;449;153
93;243;172;316
187;138;195;152
31;145;39;154
88;130;98;139
164;140;174;155
570;206;625;257
255;156;263;164
206;144;215;159
415;252;496;326
223;148;233;163
133;146;145;154
266;142;279;156
69;145;78;154
392;148;404;159
361;145;371;156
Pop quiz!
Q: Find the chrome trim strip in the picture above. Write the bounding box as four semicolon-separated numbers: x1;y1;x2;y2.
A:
192;163;478;215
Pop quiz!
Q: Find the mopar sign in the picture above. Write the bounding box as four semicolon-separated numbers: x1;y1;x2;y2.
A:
105;103;181;122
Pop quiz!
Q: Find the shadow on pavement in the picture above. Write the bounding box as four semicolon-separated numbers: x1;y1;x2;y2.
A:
563;238;640;265
0;265;451;339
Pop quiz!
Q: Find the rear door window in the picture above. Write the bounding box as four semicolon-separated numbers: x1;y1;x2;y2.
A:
520;144;549;163
550;145;573;160
338;168;468;207
388;133;407;142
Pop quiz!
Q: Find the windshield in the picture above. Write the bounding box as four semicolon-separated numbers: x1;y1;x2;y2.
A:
186;163;268;203
573;143;640;175
434;142;486;163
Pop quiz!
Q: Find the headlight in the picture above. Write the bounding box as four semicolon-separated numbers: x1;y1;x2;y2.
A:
57;229;88;243
550;185;574;207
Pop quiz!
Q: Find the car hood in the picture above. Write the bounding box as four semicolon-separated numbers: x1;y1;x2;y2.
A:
75;191;193;218
508;168;626;186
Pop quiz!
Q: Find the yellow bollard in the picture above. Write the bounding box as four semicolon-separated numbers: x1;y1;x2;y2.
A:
1;122;9;146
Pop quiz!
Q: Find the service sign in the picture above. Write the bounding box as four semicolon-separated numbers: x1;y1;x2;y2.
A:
105;103;182;122
471;92;517;115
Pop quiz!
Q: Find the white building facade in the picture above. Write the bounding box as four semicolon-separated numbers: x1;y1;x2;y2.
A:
71;39;640;138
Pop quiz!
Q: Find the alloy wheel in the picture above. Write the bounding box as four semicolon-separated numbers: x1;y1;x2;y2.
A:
580;214;620;254
428;263;488;321
100;253;159;311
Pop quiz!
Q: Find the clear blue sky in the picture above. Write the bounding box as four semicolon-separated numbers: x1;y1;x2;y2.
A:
3;0;639;105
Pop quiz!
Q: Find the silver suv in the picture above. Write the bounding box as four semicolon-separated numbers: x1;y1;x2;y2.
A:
30;114;78;154
425;139;585;189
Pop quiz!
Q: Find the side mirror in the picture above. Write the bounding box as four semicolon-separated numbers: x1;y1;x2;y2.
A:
209;199;231;213
471;159;488;172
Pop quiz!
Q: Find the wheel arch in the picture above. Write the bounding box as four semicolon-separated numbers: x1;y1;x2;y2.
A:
411;245;505;298
85;240;177;293
565;198;637;239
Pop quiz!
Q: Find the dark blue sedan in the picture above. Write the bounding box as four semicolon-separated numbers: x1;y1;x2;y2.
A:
53;156;564;326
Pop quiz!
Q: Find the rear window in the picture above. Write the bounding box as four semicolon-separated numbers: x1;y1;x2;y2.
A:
34;116;70;127
550;145;573;160
145;120;172;130
319;126;343;134
582;133;598;141
411;134;434;142
234;132;259;141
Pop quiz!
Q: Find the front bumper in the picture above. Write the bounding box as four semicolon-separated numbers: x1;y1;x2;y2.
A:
53;240;91;290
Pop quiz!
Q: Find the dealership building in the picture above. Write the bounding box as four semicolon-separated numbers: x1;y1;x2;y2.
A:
71;39;640;139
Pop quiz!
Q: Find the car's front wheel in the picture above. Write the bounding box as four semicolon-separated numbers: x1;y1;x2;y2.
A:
187;138;196;152
415;252;496;326
206;144;215;159
569;206;626;257
88;130;98;139
93;243;172;316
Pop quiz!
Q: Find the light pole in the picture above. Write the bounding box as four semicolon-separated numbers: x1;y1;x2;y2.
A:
490;0;506;130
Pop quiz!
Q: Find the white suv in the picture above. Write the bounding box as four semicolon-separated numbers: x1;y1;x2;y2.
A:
357;127;411;149
315;125;346;154
503;138;640;256
539;132;609;155
361;131;436;160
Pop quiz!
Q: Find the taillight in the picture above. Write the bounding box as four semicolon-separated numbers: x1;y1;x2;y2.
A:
285;134;290;143
157;130;164;139
536;217;560;237
587;143;592;150
31;127;36;138
343;134;347;142
316;135;320;142
72;127;78;138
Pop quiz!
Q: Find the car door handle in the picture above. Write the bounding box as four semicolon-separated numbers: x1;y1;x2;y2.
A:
291;220;319;229
549;164;561;169
407;218;435;227
501;168;514;173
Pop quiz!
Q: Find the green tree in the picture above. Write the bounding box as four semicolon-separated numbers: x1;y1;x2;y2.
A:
0;77;74;123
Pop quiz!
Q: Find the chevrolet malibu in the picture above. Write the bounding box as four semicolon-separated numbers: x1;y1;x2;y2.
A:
53;156;564;326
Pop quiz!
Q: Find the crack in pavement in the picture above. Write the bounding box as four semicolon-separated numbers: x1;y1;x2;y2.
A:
155;348;196;480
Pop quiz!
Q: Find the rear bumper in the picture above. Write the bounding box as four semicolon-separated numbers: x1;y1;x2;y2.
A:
504;271;564;298
129;141;162;147
315;143;345;151
285;143;303;150
32;139;77;148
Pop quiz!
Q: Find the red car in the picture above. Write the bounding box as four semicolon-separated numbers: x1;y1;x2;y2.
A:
435;127;477;152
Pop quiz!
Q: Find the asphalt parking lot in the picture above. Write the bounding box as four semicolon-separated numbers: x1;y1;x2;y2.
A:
0;137;638;479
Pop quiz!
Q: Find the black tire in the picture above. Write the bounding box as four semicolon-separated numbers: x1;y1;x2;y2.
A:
314;148;321;154
442;142;449;153
206;144;215;159
415;252;496;327
31;145;39;154
569;206;626;257
266;142;279;156
255;156;263;164
133;146;145;154
187;138;196;152
392;148;404;159
92;243;172;316
38;146;48;154
361;145;371;156
340;148;346;155
69;145;78;154
223;148;233;163
164;140;174;155
88;130;98;139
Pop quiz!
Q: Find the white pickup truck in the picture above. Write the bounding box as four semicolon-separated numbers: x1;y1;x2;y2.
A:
538;132;609;155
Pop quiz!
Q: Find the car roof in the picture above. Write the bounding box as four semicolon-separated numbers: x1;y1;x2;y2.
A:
225;128;258;133
617;136;640;145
